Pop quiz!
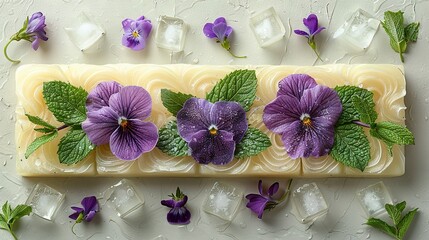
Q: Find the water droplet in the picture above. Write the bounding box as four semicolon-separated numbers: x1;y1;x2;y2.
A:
239;222;247;228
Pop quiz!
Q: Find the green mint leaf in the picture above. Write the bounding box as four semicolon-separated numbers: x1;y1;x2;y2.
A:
352;96;377;124
25;131;58;158
0;202;31;240
156;121;188;156
366;218;397;238
369;128;395;155
381;11;405;53
234;127;271;158
58;129;95;165
160;89;194;116
334;86;376;125
395;201;407;213
397;207;418;239
371;121;414;146
206;69;257;112
385;203;402;226
9;205;32;222
34;127;56;134
25;114;56;129
43;81;88;126
404;22;419;42
0;217;7;230
330;124;370;171
2;202;11;220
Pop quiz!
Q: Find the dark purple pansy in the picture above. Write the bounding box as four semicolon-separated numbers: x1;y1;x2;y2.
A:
294;14;325;60
161;187;191;225
203;17;246;58
69;196;99;223
246;180;281;219
82;82;158;160
122;16;152;51
4;12;48;63
176;98;248;165
263;74;342;159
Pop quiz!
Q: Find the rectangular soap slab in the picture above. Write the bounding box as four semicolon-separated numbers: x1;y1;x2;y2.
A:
15;64;406;177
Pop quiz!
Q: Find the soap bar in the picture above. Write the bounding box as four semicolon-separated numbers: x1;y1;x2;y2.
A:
15;64;406;177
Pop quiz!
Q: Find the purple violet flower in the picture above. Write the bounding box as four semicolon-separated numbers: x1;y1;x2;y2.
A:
176;98;248;165
82;81;158;161
161;187;191;225
245;180;292;219
294;14;325;61
4;12;48;63
263;74;342;159
122;16;152;51
69;196;99;234
203;17;246;58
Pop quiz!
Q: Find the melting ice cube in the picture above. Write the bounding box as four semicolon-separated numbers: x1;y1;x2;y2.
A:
202;182;243;221
64;12;105;52
356;181;392;217
155;16;187;52
292;182;328;223
105;179;144;217
333;9;379;51
25;183;65;221
249;7;286;47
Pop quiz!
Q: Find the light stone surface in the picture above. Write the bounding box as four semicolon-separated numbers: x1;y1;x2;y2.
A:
0;0;428;239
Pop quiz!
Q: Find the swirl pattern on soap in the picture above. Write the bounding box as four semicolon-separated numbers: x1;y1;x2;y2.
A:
15;64;406;176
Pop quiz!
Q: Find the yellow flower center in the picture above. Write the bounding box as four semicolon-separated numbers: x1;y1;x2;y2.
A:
300;113;312;127
132;30;140;38
209;125;218;136
119;118;128;129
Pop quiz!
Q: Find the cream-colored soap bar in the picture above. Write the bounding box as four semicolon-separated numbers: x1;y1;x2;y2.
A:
15;64;406;177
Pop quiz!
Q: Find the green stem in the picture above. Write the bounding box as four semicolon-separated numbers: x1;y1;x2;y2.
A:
278;179;293;203
71;222;78;236
3;39;20;64
399;51;404;63
227;49;247;59
57;125;69;131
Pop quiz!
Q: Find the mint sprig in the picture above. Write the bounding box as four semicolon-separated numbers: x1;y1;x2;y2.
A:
235;127;271;158
161;89;194;116
366;201;418;240
206;69;257;112
156;121;189;157
0;202;32;240
381;11;419;62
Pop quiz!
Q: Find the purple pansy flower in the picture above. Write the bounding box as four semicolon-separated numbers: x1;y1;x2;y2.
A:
176;98;248;165
82;81;158;161
161;187;191;225
245;180;292;219
4;12;48;63
263;74;342;159
122;16;152;51
294;14;325;60
69;196;99;223
203;17;246;58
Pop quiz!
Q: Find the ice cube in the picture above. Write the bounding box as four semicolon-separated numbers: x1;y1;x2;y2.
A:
202;182;243;221
25;183;65;221
333;9;379;51
292;183;328;223
105;179;144;218
155;16;187;52
356;181;392;217
249;7;286;47
64;12;105;52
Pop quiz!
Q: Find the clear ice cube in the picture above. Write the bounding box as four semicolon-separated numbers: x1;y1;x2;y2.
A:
202;182;243;221
64;12;105;52
105;179;144;218
292;183;328;223
25;183;65;221
356;181;392;217
155;16;187;52
333;9;379;51
249;7;286;47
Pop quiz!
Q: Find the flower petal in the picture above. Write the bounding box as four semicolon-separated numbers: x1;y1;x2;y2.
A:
203;23;216;38
81;196;99;213
214;17;227;25
109;120;158;160
161;199;176;208
31;37;40;50
69;212;81;220
225;26;233;38
177;98;212;142
188;130;235;165
109;86;152;120
136;16;146;21
27;13;46;33
277;74;317;99
245;194;269;219
258;180;263;195
84;210;96;222
303;14;319;35
263;95;302;134
86;81;122;112
175;195;188;208
167;207;191;225
212;22;228;40
122;18;133;28
210;101;248;143
293;29;309;37
82;107;119;145
301;85;342;123
139;20;152;39
268;182;279;197
312;27;326;36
